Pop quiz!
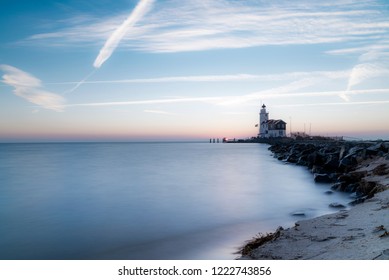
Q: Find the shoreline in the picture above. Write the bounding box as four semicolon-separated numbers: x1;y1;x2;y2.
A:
239;140;389;260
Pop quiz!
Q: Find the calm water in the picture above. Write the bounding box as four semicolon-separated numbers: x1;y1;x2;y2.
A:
0;142;351;259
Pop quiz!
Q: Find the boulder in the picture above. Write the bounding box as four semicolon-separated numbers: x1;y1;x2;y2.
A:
339;145;348;159
355;181;377;197
338;155;357;170
323;155;340;171
349;197;367;206
331;182;342;191
346;146;364;157
372;164;388;176
344;183;359;193
314;173;333;183
307;151;317;167
329;202;346;208
366;142;388;156
337;173;357;184
297;157;308;166
291;211;306;217
286;154;298;163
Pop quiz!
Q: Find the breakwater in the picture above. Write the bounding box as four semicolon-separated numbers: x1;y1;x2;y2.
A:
269;139;389;202
239;139;389;260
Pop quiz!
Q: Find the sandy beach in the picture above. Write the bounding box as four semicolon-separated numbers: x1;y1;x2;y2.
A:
240;146;389;260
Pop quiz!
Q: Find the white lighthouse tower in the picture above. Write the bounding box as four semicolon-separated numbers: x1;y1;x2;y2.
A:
258;103;287;138
259;104;269;137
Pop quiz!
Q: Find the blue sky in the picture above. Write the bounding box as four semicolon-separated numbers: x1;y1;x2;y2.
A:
1;0;389;141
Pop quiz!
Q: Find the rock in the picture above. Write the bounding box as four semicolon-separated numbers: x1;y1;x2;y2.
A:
291;211;306;217
346;146;364;157
366;142;388;156
297;158;308;166
349;197;367;206
323;155;340;171
314;173;334;183
329;202;346;208
307;151;317;167
356;181;378;197
372;164;387;176
286;154;298;163
268;140;388;198
339;145;347;159
344;183;359;193
331;183;342;191
337;173;358;184
325;190;334;194
339;156;357;170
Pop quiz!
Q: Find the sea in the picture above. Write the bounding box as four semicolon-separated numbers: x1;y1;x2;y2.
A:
0;142;351;260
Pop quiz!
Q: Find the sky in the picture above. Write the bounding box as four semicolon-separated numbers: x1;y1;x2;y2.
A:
1;0;389;142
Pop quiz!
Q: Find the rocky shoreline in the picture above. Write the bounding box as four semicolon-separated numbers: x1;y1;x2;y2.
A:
239;139;389;260
269;140;389;202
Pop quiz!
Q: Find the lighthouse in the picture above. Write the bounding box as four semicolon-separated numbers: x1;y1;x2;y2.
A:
258;103;287;138
259;104;269;137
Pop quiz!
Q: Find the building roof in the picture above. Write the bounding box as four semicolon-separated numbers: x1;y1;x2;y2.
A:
267;119;286;125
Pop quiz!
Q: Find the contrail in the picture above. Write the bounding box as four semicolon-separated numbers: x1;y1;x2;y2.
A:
63;69;97;94
64;96;223;108
93;0;154;68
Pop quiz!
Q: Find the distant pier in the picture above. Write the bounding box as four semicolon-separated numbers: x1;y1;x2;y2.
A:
209;138;221;143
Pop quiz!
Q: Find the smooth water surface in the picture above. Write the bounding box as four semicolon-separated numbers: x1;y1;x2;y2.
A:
0;143;351;259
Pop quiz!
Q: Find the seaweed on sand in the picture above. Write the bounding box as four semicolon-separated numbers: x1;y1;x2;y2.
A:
238;226;283;257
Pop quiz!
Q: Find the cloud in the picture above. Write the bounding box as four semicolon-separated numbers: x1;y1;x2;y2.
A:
329;38;389;100
22;0;389;53
65;96;222;108
144;109;176;115
274;100;389;108
62;87;389;109
45;70;349;86
0;64;65;111
217;76;328;106
255;88;389;99
93;0;154;68
346;63;389;91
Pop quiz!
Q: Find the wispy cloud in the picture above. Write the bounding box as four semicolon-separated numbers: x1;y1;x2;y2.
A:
144;109;176;115
22;0;389;53
274;100;389;108
326;40;389;58
346;63;389;91
333;39;389;101
62;88;389;109
0;65;65;111
46;70;349;86
93;0;154;68
217;76;332;105
255;88;389;100
65;96;222;108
